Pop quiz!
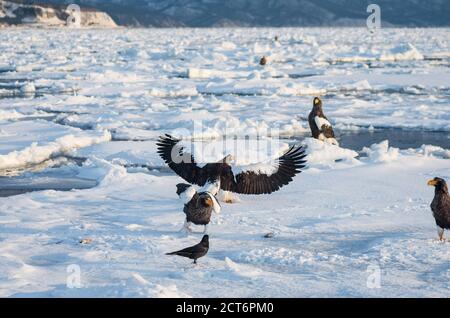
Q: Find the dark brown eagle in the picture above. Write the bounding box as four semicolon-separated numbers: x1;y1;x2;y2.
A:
428;177;450;241
157;134;306;195
308;97;338;145
176;182;221;233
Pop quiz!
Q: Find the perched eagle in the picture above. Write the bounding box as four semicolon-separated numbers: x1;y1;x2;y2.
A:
308;97;338;145
428;177;450;241
166;235;209;264
157;134;306;197
176;181;221;233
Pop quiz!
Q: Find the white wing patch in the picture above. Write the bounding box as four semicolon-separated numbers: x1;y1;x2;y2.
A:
178;185;197;204
315;116;332;130
209;193;221;214
200;179;221;196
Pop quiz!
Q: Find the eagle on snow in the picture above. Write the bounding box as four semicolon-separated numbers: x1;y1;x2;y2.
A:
308;97;338;145
428;177;450;241
157;134;306;201
176;180;221;233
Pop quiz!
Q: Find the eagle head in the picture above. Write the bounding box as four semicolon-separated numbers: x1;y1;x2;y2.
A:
201;195;213;207
428;177;448;194
313;97;322;108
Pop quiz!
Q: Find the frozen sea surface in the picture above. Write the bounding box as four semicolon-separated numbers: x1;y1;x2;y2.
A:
0;28;449;297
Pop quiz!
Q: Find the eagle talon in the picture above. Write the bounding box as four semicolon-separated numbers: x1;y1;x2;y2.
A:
218;190;241;204
179;228;192;234
180;220;193;233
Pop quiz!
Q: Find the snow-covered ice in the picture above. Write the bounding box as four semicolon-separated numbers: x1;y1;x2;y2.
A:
0;27;449;297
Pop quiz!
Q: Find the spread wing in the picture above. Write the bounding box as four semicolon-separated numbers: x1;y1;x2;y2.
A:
224;146;307;194
157;134;208;186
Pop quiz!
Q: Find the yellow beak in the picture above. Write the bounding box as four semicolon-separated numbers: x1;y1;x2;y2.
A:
427;179;438;186
205;198;213;206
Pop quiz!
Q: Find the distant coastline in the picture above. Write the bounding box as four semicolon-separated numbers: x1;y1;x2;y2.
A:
1;0;449;28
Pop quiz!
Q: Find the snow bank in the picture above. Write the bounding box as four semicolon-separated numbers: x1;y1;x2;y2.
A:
225;257;264;278
380;43;424;61
119;48;148;60
362;140;400;163
187;68;246;79
20;82;36;95
238;247;320;267
131;273;191;298
406;144;450;159
0;109;23;121
198;80;325;96
0;130;111;170
302;138;359;166
148;86;198;98
331;43;424;63
154;284;192;298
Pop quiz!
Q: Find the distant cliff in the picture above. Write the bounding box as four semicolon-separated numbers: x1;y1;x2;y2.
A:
0;0;117;27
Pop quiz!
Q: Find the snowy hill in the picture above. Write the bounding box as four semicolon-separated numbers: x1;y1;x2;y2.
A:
22;0;450;27
0;0;117;27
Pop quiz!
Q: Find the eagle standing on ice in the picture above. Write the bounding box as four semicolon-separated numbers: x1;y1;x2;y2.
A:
176;181;221;233
157;134;306;201
427;177;450;241
308;97;338;145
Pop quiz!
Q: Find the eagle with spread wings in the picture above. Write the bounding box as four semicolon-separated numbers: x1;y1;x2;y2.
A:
156;134;307;195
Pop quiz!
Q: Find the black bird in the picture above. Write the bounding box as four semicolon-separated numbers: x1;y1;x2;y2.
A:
166;235;209;264
308;97;338;145
157;134;307;196
176;181;221;233
427;177;450;241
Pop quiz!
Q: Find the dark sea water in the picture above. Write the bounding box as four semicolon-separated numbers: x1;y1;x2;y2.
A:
338;129;450;151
